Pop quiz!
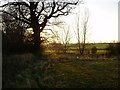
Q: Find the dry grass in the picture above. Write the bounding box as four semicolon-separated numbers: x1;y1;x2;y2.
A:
3;52;120;88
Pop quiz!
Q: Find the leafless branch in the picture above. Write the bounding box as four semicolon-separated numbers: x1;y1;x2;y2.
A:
2;10;31;24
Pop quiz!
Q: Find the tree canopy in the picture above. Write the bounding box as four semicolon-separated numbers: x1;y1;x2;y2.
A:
1;0;82;54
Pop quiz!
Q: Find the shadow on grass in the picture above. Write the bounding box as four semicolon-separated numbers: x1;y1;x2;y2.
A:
2;52;120;88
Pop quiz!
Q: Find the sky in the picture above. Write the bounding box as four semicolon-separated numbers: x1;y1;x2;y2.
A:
0;0;119;43
85;0;119;43
60;0;119;43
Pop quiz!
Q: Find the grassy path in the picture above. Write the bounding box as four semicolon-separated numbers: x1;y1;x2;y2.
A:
47;59;119;88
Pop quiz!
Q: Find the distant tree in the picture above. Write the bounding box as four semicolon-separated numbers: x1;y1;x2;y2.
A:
42;18;71;53
1;0;82;54
51;20;71;53
61;25;71;53
80;8;89;55
76;7;89;55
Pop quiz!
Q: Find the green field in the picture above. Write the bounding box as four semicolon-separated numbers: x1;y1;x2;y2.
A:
69;43;109;50
45;43;109;54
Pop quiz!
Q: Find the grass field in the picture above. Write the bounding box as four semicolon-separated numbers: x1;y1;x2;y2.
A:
45;43;110;54
43;53;119;88
48;59;119;88
69;43;109;49
3;52;120;88
3;43;120;88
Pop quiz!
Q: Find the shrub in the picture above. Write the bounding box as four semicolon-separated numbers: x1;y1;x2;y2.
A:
106;43;116;55
91;46;97;55
116;42;120;55
2;53;35;87
49;43;64;54
106;42;120;56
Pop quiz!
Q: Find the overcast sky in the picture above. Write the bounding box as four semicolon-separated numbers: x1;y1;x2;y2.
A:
62;0;119;43
85;0;119;43
0;0;119;43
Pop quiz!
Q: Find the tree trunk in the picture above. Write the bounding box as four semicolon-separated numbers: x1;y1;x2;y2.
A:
33;26;41;54
32;17;47;55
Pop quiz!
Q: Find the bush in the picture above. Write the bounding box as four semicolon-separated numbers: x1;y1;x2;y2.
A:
49;43;64;54
106;43;116;55
91;46;97;55
2;53;35;88
2;53;53;88
106;42;120;56
116;42;120;55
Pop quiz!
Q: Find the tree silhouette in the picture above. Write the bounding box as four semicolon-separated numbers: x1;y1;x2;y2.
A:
1;0;82;53
2;10;32;54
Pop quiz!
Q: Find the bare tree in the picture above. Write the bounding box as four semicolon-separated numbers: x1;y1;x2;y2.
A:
61;25;71;53
80;8;89;55
49;18;71;53
1;0;82;53
41;17;64;44
76;7;89;55
45;18;71;53
41;17;71;53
